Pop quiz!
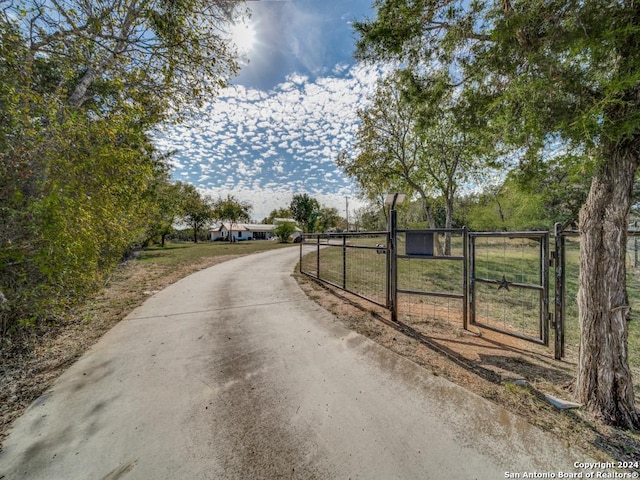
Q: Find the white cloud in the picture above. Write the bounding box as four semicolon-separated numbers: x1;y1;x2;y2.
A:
155;63;388;220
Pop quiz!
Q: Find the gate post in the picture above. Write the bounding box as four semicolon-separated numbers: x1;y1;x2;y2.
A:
386;229;391;309
389;208;398;322
468;233;476;328
384;193;404;321
542;231;550;347
462;226;468;330
554;222;565;360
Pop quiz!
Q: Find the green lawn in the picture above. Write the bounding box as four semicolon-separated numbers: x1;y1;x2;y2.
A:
139;240;294;266
561;237;640;374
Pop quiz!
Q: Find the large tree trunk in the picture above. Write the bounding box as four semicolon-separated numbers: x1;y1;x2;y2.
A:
444;192;454;256
576;139;640;429
418;194;443;255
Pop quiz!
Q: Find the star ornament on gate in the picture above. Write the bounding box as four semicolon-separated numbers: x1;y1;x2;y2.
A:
497;274;511;291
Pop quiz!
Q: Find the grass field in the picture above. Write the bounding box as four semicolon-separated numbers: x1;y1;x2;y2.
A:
139;239;293;265
561;237;640;373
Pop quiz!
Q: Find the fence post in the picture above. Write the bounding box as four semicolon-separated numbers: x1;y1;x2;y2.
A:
542;231;550;347
554;222;565;360
468;233;475;328
635;221;638;268
386;225;391;309
342;234;347;290
462;226;468;330
316;234;320;279
390;208;398;322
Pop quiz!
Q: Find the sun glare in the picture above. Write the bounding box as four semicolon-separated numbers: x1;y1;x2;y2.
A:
230;20;257;57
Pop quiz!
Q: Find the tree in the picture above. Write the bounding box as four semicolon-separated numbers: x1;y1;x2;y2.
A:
355;0;640;428
316;207;342;232
181;185;214;243
273;222;296;243
510;154;593;229
144;158;191;247
0;2;243;338
337;74;438;234
463;182;547;232
415;106;485;252
3;0;243;112
262;207;293;224
354;203;387;231
212;195;252;242
290;194;320;233
338;72;483;253
0;94;163;332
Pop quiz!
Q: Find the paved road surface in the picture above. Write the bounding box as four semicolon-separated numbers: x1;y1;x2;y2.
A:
0;247;591;479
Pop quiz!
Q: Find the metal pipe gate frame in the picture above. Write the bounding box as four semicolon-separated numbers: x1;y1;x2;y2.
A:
300;216;640;361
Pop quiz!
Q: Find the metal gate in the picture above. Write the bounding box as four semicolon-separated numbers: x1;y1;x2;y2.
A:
300;226;555;352
469;232;550;345
392;227;468;329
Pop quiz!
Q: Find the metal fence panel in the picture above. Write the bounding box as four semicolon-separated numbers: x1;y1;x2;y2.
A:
554;227;640;372
300;224;640;363
394;229;468;332
299;232;389;308
469;232;550;346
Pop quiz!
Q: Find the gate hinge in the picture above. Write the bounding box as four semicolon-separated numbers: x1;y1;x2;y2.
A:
549;312;555;328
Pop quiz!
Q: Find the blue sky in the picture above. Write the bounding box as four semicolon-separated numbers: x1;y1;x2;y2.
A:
153;0;379;220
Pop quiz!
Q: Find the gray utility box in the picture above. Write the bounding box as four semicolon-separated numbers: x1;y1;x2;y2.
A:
405;231;434;256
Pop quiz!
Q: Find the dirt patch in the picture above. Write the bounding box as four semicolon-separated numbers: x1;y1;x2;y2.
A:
0;253;239;449
294;272;640;463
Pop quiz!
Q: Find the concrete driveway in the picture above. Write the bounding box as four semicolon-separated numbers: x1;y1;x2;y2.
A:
0;247;591;479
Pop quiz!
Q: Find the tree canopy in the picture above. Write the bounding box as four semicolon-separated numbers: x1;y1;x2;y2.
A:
212;195;252;241
0;2;244;338
355;0;640;428
262;207;293;225
290;194;320;233
2;0;243;112
338;71;485;252
273;222;296;243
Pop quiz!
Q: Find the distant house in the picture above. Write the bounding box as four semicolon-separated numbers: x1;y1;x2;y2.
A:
210;219;301;241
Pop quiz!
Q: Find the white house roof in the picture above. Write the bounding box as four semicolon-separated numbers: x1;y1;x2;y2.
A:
273;218;297;224
210;223;275;232
210;222;302;233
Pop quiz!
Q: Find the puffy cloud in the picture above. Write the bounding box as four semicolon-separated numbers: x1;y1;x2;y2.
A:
154;63;386;219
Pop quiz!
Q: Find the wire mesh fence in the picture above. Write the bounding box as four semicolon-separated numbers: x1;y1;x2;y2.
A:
300;225;640;363
299;232;389;308
555;230;640;377
470;233;549;345
394;230;467;335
